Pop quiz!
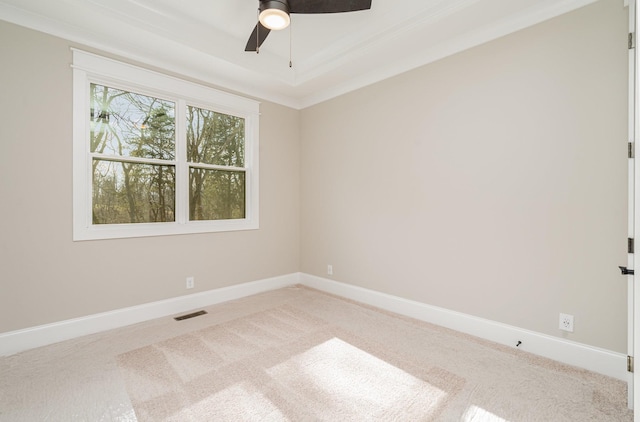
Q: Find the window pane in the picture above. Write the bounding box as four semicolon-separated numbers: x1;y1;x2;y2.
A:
189;168;245;221
90;84;175;160
187;106;245;167
93;159;175;224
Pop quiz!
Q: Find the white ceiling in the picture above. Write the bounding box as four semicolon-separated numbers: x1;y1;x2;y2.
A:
0;0;598;109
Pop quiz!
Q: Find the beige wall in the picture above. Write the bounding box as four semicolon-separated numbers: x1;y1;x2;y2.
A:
300;0;629;352
0;0;630;354
0;21;300;333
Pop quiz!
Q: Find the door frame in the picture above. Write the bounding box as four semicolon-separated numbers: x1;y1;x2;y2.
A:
632;0;638;414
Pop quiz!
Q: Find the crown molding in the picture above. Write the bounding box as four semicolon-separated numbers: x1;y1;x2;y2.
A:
0;0;602;109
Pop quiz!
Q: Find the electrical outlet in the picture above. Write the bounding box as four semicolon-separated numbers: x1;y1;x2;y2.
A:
186;277;195;289
327;264;333;275
559;313;574;332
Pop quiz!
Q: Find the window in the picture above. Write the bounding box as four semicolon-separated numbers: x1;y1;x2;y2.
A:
73;50;259;240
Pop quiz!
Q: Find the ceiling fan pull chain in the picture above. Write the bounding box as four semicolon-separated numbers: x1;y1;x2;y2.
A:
256;7;260;54
289;19;293;68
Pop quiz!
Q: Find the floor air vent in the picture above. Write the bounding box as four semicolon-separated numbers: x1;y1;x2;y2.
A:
174;310;207;321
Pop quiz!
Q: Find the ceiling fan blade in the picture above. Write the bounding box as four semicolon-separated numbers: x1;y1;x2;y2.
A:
244;22;271;52
289;0;372;14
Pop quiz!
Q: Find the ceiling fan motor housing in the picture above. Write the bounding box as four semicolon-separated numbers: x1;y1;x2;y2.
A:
260;0;290;16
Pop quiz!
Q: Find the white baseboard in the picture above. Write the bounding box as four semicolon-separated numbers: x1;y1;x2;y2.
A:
0;273;300;357
300;273;627;381
1;272;627;382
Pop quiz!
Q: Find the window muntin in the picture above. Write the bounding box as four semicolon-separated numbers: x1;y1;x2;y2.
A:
73;50;259;240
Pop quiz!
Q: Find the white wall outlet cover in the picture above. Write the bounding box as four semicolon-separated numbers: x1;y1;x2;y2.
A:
186;277;195;289
559;313;574;332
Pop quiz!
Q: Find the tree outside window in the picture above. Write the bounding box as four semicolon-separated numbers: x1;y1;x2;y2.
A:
73;50;259;240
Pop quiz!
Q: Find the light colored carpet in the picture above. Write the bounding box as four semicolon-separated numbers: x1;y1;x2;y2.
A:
114;286;631;421
0;285;633;421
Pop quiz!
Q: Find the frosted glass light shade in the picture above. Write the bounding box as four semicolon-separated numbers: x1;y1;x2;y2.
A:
259;6;290;30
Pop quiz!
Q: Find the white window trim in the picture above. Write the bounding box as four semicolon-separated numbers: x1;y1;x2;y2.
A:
72;49;260;241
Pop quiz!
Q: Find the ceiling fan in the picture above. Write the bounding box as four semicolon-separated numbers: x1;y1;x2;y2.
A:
245;0;373;52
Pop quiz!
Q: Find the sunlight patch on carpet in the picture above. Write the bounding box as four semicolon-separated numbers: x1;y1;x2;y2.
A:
463;405;509;422
267;337;447;419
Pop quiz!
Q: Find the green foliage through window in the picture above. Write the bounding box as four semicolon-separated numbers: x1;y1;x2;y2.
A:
89;84;246;225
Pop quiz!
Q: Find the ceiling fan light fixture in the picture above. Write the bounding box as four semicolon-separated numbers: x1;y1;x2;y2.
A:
259;1;290;30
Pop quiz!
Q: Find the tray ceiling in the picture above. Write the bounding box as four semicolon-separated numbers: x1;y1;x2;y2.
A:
0;0;598;108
